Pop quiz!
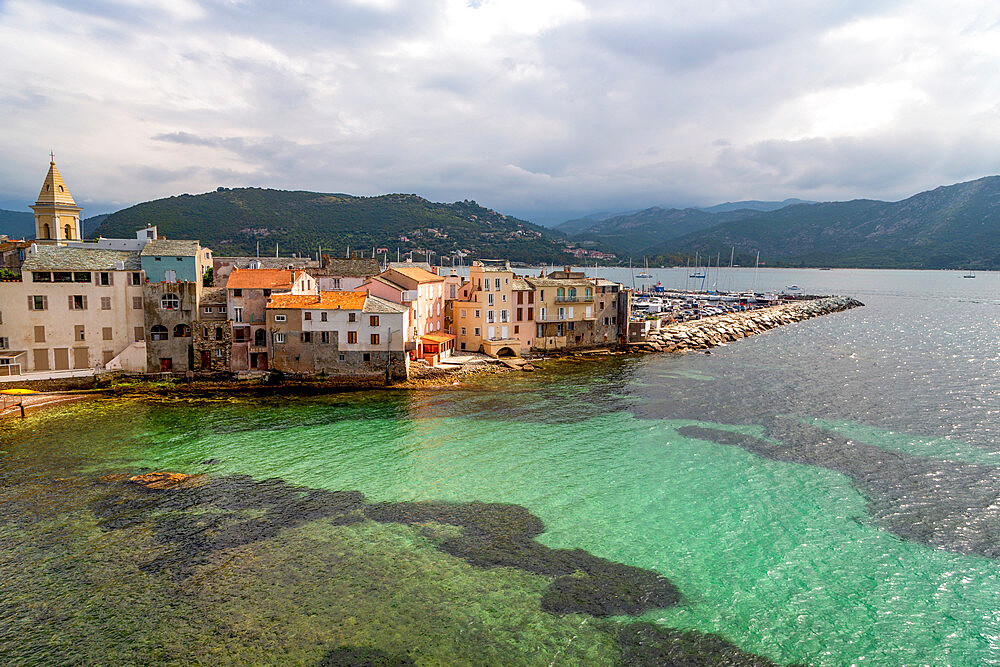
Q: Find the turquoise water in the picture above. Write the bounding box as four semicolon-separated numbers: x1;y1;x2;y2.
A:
6;268;1000;664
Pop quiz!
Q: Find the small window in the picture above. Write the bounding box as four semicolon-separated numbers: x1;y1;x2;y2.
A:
304;311;312;321
362;353;371;362
338;353;345;361
101;297;111;310
161;293;180;310
133;296;142;309
321;331;330;344
102;327;113;341
33;271;51;282
302;332;312;343
274;314;287;322
371;333;380;345
173;324;191;338
0;337;8;350
320;312;327;322
131;272;142;285
348;313;357;323
53;271;72;283
474;327;480;336
348;331;357;344
370;315;379;326
98;272;111;286
215;349;224;357
215;327;224;341
154;257;161;261
150;325;168;341
263;289;271;297
71;295;87;310
460;327;466;335
233;289;243;297
74;272;90;283
176;257;183;262
274;333;285;344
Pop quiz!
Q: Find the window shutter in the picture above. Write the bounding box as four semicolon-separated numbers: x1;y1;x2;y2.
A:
109;272;114;285
68;295;74;309
43;296;47;310
28;296;34;310
82;296;88;310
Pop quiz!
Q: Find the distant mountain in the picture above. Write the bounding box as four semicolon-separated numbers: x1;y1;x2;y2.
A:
0;211;108;240
0;209;34;238
698;198;815;214
651;176;1000;269
557;206;766;255
91;188;573;263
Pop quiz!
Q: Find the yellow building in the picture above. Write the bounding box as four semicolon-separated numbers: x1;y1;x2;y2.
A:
451;262;523;357
31;157;83;243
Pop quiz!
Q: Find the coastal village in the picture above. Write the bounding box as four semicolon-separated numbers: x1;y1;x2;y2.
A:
0;161;860;387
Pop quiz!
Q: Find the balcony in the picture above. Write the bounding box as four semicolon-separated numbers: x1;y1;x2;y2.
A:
554;295;594;303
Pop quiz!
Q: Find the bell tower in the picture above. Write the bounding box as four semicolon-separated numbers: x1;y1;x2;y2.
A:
30;154;82;243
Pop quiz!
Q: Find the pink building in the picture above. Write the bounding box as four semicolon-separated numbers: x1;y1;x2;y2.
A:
362;265;452;362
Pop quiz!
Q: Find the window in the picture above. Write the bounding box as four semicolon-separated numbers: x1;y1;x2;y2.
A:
274;314;286;322
585;288;592;299
133;327;144;342
488;293;494;306
133;296;142;309
500;310;509;323
233;289;243;297
338;353;345;361
527;308;533;320
131;272;142;285
215;349;223;358
0;337;8;350
450;285;456;298
528;292;534;305
363;353;371;362
514;326;519;334
568;288;577;300
101;297;111;310
203;307;213;313
54;271;72;283
33;271;51;282
537;324;544;338
474;309;481;318
349;313;357;322
304;311;312;321
176;257;183;262
461;327;466;335
160;293;179;310
460;310;467;318
371;333;380;345
154;257;162;261
301;332;312;343
487;310;495;323
558;307;565;320
331;278;342;289
215;327;224;341
150;325;168;341
517;292;523;305
274;333;285;344
173;324;191;338
517;308;522;321
501;294;507;302
263;289;271;297
320;312;328;322
98;272;111;286
321;331;330;344
474;327;480;336
34;326;45;343
557;323;564;336
234;307;243;322
70;295;87;310
164;270;177;282
73;272;90;283
102;327;113;341
348;331;357;344
254;329;266;346
494;278;500;290
370;315;379;326
30;295;47;310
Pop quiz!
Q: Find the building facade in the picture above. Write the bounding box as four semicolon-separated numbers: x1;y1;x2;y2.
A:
451;262;521;357
362;265;448;359
143;281;199;372
192;287;232;372
140;240;204;283
266;292;410;380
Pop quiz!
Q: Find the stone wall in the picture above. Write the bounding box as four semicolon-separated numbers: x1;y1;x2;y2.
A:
632;296;864;353
193;320;233;371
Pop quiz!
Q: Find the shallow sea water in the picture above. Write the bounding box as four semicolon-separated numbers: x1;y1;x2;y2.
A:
5;268;1000;665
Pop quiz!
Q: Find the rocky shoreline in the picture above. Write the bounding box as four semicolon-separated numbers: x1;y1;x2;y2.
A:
631;296;865;353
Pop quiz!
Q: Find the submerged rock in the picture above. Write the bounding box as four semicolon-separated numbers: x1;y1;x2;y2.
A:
128;471;206;490
318;647;415;666
614;622;780;666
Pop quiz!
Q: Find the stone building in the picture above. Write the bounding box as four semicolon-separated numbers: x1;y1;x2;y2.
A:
226;268;317;371
192;286;231;372
212;256;317;288
313;257;380;291
266;291;410;380
143;281;199;372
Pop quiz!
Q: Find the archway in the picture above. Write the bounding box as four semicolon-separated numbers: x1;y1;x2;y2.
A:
495;346;516;358
42;223;50;239
64;224;72;239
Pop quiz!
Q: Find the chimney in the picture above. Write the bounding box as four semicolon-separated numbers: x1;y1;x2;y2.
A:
30;243;38;254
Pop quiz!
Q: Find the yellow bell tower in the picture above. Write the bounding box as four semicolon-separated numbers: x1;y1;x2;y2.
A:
30;154;82;243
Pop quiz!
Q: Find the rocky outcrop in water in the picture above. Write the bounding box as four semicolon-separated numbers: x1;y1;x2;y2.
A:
634;297;864;353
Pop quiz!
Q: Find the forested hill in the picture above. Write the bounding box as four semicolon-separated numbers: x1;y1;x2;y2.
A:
652;176;1000;269
91;188;574;263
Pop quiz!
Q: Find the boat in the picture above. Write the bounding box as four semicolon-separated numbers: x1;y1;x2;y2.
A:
636;256;652;279
963;271;976;278
785;285;802;291
689;271;706;278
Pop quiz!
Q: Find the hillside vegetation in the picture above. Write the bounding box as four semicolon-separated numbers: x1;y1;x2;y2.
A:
91;188;573;263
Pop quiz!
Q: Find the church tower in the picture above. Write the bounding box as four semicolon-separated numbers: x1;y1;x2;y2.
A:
30;155;82;243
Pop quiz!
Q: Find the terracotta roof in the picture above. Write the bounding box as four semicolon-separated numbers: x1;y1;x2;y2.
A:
268;291;367;310
367;274;408;292
227;268;301;290
388;265;443;283
421;332;455;343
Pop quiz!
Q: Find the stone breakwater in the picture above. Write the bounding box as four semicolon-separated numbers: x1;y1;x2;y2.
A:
633;296;864;353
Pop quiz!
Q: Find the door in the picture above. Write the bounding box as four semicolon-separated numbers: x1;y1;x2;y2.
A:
33;348;49;370
488;326;495;340
54;348;70;370
201;350;211;368
73;347;89;369
500;325;508;339
160;358;172;372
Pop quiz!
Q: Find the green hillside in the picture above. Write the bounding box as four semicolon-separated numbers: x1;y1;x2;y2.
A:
651;176;1000;269
0;209;34;238
91;188;573;263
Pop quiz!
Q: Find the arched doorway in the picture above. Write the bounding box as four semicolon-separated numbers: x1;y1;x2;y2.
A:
495;346;516;358
64;224;72;239
42;223;50;239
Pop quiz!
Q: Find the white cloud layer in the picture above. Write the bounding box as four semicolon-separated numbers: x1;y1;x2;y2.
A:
1;0;999;223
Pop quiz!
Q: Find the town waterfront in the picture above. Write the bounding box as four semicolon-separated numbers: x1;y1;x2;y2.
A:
5;268;1000;665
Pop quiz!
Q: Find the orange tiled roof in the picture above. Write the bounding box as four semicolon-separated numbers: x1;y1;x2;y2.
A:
268;291;367;310
421;332;455;343
389;265;444;283
226;268;301;290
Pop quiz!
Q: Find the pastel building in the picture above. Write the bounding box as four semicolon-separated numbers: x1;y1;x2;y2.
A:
266;291;410;380
140;240;205;283
451;262;522;357
0;245;147;375
362;265;452;360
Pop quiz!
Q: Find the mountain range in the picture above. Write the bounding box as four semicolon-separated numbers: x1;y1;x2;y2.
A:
4;176;1000;270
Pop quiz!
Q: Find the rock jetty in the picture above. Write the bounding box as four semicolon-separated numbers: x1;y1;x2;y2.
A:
632;296;864;353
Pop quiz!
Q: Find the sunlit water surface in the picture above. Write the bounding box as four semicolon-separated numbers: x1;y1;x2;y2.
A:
5;268;1000;665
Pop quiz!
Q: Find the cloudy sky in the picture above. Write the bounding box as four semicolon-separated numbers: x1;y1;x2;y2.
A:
1;0;999;224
